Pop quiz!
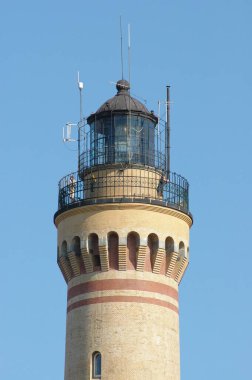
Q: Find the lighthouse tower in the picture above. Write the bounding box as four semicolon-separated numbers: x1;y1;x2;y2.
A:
54;79;192;380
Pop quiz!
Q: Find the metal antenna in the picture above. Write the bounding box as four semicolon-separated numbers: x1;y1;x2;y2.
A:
77;71;84;121
120;16;124;79
128;23;131;87
157;100;161;136
166;86;171;177
127;23;132;162
157;100;161;167
62;74;83;145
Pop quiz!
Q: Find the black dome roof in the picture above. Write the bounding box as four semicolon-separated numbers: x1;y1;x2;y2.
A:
87;80;157;123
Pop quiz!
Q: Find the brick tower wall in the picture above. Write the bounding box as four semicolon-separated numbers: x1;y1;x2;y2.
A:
55;203;192;380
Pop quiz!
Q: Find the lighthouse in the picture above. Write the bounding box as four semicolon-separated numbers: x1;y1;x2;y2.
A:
54;79;192;380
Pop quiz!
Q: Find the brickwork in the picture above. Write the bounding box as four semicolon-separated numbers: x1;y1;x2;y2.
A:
58;256;71;282
153;248;165;274
118;245;127;271
144;246;152;272
58;243;188;284
68;251;81;276
166;252;179;278
55;203;192;380
99;245;109;272
81;247;92;273
64;272;180;380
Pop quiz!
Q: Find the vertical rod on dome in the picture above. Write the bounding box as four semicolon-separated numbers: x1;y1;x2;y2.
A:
77;72;84;175
157;100;161;168
77;71;84;122
128;23;131;87
128;23;132;162
120;16;124;79
166;85;171;178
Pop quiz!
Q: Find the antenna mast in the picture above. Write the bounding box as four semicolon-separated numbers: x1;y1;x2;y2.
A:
166;86;171;177
120;16;124;79
63;73;84;144
157;100;161;167
77;71;84;121
128;24;131;86
128;23;132;163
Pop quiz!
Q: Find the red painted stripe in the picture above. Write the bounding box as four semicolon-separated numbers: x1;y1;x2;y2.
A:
68;279;178;301
67;295;179;314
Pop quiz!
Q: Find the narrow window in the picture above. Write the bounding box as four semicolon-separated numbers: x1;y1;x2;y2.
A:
165;237;174;254
108;231;119;270
61;240;68;256
162;236;175;274
71;236;81;255
92;351;101;379
127;232;139;269
147;233;159;271
93;253;101;268
179;241;185;258
88;234;101;270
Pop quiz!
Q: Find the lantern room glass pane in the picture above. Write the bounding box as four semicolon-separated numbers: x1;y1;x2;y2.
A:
114;115;128;162
89;114;156;167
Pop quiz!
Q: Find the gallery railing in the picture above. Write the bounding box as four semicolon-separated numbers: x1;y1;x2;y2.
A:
57;169;190;214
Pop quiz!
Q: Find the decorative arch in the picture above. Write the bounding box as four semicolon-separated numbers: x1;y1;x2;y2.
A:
127;231;140;270
146;233;159;271
179;241;185;257
61;240;68;256
71;236;81;255
165;237;174;254
108;231;119;270
88;233;101;270
160;236;175;275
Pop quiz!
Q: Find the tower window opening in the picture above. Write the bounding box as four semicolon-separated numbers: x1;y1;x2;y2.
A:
127;232;140;269
179;241;185;258
93;254;101;268
148;233;159;270
61;240;68;257
165;237;174;254
88;233;101;270
92;351;101;379
71;236;81;255
108;231;119;270
162;237;175;275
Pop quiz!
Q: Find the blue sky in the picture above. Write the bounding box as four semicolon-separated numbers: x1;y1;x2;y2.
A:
0;1;251;379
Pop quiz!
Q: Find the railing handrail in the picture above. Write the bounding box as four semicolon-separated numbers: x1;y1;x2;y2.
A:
57;168;190;215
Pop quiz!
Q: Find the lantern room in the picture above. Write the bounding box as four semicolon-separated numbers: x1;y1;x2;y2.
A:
78;80;166;174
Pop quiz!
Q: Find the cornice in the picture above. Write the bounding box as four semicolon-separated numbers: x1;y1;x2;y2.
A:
54;202;193;227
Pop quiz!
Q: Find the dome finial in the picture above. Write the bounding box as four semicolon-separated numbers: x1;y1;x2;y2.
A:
116;79;130;93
